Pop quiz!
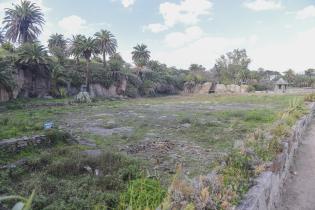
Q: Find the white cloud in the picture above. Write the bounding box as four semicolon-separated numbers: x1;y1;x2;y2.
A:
144;24;168;33
152;25;315;72
154;34;247;69
146;0;213;32
296;5;315;20
244;0;282;11
164;26;204;48
111;0;135;8
244;28;315;72
121;0;135;8
58;15;88;36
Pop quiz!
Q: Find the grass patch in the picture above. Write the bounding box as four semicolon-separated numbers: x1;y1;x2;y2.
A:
0;147;142;210
118;178;166;210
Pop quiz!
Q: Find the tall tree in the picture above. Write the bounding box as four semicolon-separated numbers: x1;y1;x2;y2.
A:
3;0;44;44
48;33;67;64
94;30;117;67
213;49;251;84
132;44;150;75
305;68;315;80
77;36;98;90
283;69;295;84
189;64;206;71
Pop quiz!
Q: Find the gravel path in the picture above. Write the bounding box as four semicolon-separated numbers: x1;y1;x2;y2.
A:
277;119;315;210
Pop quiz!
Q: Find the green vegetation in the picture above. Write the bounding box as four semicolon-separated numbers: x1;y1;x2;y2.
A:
0;190;35;210
1;1;315;209
158;95;311;210
0;146;141;210
118;178;166;210
0;92;312;209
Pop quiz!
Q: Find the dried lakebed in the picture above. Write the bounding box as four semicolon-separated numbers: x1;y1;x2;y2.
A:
55;95;291;177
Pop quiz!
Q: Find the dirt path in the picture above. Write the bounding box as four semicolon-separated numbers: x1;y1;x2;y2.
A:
277;118;315;210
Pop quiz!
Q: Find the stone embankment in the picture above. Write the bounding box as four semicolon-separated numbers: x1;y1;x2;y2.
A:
0;135;49;152
237;103;315;210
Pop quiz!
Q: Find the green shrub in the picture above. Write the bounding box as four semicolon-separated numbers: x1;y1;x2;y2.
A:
125;83;139;98
118;178;166;210
219;150;254;205
45;129;70;144
246;85;255;92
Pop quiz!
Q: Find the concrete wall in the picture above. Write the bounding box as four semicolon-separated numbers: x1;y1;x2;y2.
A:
237;103;315;210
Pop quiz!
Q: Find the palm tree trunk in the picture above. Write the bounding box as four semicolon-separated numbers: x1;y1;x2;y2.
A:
103;51;106;67
86;60;90;92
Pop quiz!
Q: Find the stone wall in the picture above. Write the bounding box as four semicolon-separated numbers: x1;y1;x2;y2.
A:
89;79;127;98
0;69;51;102
0;135;50;152
215;84;248;94
237;103;315;210
183;83;248;95
0;85;10;102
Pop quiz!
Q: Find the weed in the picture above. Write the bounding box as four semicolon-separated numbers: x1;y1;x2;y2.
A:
118;178;166;210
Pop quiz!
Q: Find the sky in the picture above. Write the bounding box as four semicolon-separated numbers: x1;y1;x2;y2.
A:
1;0;315;72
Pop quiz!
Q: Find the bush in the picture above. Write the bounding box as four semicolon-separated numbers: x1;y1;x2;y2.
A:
304;93;315;102
74;91;92;103
252;83;270;91
45;129;70;144
246;85;255;92
118;178;166;210
221;151;254;197
125;84;139;98
0;147;142;210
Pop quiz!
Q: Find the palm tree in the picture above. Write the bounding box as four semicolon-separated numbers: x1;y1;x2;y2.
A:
69;34;85;64
132;44;151;75
3;0;44;44
17;42;50;94
48;33;67;64
94;30;117;67
77;36;98;90
17;42;49;67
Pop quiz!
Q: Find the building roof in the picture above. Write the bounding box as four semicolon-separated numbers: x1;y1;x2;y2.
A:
275;78;289;85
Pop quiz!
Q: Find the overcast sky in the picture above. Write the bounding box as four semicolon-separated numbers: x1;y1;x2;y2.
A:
1;0;315;72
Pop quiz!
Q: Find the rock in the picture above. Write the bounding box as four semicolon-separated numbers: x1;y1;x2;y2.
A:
43;95;54;99
182;123;191;128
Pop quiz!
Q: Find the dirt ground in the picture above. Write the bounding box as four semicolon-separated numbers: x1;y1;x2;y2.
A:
55;95;284;177
277;118;315;210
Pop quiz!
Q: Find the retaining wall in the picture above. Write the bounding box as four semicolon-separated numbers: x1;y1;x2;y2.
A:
0;135;49;152
237;103;315;210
